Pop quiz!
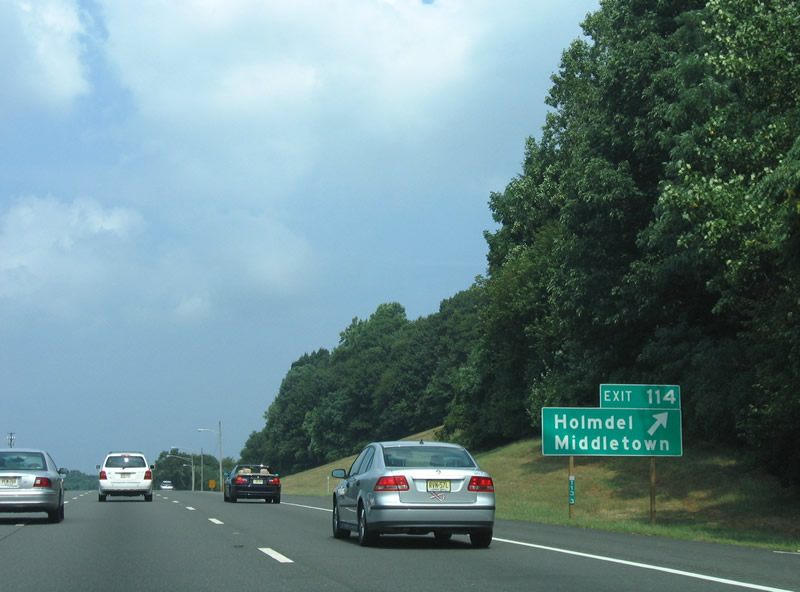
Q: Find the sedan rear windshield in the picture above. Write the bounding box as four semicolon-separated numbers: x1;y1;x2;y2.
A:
0;452;46;470
383;446;475;468
236;466;274;474
105;455;146;468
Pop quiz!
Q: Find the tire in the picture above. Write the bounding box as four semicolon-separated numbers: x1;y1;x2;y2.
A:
274;495;280;504
98;493;107;502
230;492;237;503
224;490;229;502
357;503;378;546
332;500;350;539
469;529;493;548
144;493;153;502
47;499;63;523
433;531;452;542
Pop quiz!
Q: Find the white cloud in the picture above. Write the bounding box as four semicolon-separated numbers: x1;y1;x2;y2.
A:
0;0;89;115
0;196;144;316
0;196;317;321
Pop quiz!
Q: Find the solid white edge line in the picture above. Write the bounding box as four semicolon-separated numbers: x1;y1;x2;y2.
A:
281;502;330;512
259;548;294;563
493;538;794;592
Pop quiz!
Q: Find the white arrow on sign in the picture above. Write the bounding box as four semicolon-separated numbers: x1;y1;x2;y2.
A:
648;412;668;436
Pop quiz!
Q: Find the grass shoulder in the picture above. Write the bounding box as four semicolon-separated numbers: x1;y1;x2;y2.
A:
280;429;800;551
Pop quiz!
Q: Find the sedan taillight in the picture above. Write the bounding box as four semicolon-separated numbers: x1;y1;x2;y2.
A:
234;477;248;484
34;477;53;488
374;475;409;491
468;476;494;492
144;470;152;480
99;470;107;480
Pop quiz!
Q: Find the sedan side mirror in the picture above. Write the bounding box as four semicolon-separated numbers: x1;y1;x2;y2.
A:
331;469;346;479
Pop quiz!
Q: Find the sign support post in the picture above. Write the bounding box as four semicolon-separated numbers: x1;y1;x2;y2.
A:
569;456;575;520
650;457;656;525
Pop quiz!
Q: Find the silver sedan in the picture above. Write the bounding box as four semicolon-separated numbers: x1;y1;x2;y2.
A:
331;441;495;547
0;448;68;523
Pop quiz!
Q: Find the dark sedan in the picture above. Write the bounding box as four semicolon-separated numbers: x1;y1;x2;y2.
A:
223;464;281;503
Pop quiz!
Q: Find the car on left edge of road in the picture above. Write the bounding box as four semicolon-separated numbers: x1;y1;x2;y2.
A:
0;448;68;523
224;464;281;503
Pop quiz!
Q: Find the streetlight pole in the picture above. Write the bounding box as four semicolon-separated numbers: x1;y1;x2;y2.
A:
197;421;223;493
167;454;195;491
171;446;200;492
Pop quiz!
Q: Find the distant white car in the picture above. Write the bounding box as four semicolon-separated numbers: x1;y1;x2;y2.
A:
159;480;174;490
98;452;154;502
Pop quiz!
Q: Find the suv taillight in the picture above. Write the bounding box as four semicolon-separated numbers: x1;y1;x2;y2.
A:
34;477;53;488
144;470;152;480
374;475;409;491
99;470;107;480
468;476;494;492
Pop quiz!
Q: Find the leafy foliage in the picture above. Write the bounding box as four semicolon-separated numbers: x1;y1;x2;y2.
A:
242;0;800;487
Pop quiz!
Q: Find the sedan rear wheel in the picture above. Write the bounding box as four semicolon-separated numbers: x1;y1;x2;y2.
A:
47;499;63;523
332;500;350;539
357;504;378;546
469;528;493;548
433;531;452;542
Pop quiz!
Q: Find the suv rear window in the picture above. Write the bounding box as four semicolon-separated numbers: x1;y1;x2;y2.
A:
105;455;146;468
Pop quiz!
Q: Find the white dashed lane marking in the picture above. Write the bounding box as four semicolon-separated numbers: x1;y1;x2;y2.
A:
259;548;294;563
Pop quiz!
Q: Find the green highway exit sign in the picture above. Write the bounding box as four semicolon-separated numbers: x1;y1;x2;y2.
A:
542;407;683;457
600;384;681;409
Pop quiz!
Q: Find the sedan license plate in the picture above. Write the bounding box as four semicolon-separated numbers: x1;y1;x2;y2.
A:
0;477;18;487
252;479;263;484
427;480;451;492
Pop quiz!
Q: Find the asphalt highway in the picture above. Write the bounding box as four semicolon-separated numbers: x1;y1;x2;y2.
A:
0;491;796;592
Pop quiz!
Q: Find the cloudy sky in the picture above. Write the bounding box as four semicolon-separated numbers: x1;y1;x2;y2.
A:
1;0;598;474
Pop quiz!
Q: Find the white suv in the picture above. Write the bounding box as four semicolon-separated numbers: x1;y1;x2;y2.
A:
97;452;154;502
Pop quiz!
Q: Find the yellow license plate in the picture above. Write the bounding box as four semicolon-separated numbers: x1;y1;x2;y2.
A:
427;480;450;492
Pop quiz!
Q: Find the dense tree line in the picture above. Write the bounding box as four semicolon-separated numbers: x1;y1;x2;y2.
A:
241;291;481;474
244;0;800;487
